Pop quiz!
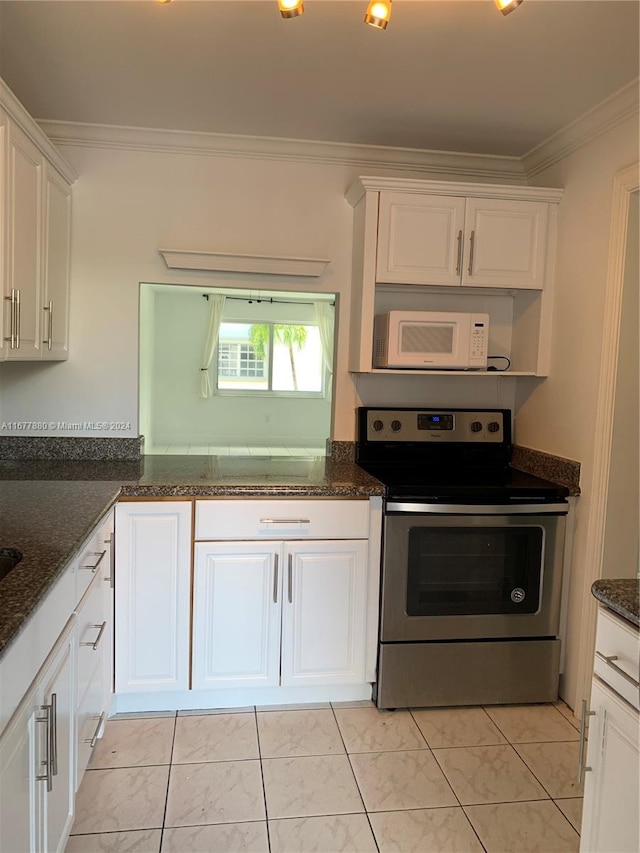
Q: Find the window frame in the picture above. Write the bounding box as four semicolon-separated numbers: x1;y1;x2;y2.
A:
214;321;326;399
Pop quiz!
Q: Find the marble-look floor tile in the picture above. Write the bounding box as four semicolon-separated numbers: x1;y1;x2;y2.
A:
165;760;264;827
269;814;377;852
555;798;584;833
89;718;175;769
262;754;364;819
464;800;580;852
485;704;580;743
161;821;269;852
173;713;258;763
349;750;457;812
256;702;331;712
515;741;584;799
411;707;508;748
334;707;427;753
257;709;344;758
433;744;549;805
110;711;176;720
66;829;162;853
330;700;376;710
72;766;170;834
369;806;485;853
177;706;254;716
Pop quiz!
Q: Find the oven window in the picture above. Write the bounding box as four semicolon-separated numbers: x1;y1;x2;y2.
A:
406;526;543;616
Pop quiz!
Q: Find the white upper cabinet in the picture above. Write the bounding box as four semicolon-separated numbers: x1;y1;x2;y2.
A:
377;193;466;286
0;80;75;362
346;176;562;376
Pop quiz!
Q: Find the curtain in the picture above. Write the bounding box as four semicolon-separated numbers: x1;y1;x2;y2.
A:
314;301;334;374
199;294;226;398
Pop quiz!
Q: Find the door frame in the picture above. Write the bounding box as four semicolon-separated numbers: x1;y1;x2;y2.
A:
575;162;639;707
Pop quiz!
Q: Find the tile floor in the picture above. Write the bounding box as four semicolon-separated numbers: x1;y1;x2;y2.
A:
66;700;584;853
145;446;326;457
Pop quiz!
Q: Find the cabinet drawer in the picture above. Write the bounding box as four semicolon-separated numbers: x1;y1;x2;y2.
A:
75;525;109;602
195;499;370;540
76;667;107;789
594;607;640;710
76;572;107;709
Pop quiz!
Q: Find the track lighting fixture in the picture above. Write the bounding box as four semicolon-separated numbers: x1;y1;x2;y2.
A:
278;0;305;18
494;0;524;15
364;0;393;30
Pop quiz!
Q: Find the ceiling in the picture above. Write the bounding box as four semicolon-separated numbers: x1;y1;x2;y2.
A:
0;0;638;157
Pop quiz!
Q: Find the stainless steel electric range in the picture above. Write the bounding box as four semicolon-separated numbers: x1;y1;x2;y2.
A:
356;407;570;709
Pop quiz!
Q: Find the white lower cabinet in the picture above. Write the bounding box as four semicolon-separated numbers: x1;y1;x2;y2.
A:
0;621;75;853
580;607;640;853
192;539;368;692
115;502;192;695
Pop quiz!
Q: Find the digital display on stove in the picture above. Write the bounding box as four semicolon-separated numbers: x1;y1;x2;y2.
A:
417;413;454;430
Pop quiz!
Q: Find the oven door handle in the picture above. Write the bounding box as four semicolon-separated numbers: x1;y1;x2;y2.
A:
385;502;569;515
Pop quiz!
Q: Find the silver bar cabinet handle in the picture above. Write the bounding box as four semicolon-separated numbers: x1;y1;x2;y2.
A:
43;300;53;350
35;703;53;792
288;554;293;604
15;289;20;349
84;711;106;749
81;622;107;651
577;698;595;783
104;531;115;588
456;229;463;275
50;693;58;777
467;230;476;275
595;651;640;689
4;290;16;348
260;518;310;525
273;554;279;604
80;550;107;573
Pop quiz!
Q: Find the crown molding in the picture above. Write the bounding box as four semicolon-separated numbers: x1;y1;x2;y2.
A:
36;119;526;183
0;79;77;183
522;79;640;180
159;250;330;278
346;176;563;206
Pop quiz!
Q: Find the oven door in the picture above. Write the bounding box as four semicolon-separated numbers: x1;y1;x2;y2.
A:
380;503;568;642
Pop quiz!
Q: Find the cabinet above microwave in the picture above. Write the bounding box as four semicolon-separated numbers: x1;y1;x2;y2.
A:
346;177;563;377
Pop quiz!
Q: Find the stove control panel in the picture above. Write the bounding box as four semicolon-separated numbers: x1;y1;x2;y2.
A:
363;409;507;443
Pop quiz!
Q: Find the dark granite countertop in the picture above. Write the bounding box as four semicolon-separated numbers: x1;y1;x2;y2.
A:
0;456;384;660
0;479;122;657
592;579;640;628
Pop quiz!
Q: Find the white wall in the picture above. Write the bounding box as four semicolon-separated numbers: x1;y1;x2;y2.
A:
0;140;515;442
601;190;639;579
516;114;639;711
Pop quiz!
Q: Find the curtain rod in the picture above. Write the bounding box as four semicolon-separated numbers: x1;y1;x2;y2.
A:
202;294;334;307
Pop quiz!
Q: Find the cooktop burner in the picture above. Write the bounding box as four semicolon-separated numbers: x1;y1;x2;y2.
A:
356;407;569;503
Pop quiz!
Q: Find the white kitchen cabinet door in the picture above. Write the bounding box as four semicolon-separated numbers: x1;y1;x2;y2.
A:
4;119;43;359
192;541;282;690
38;628;75;853
462;197;548;289
115;502;191;695
281;540;368;687
0;684;40;853
581;678;640;853
376;192;466;286
41;163;71;360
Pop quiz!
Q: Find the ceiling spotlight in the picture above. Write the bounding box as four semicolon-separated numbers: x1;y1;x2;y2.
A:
494;0;524;15
364;0;392;30
278;0;304;18
157;0;173;4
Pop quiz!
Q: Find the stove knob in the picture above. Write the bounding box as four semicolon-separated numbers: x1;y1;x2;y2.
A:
470;421;483;433
488;421;501;433
372;419;384;432
390;419;402;432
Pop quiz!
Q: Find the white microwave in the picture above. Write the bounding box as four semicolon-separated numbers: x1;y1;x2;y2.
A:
373;310;489;370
